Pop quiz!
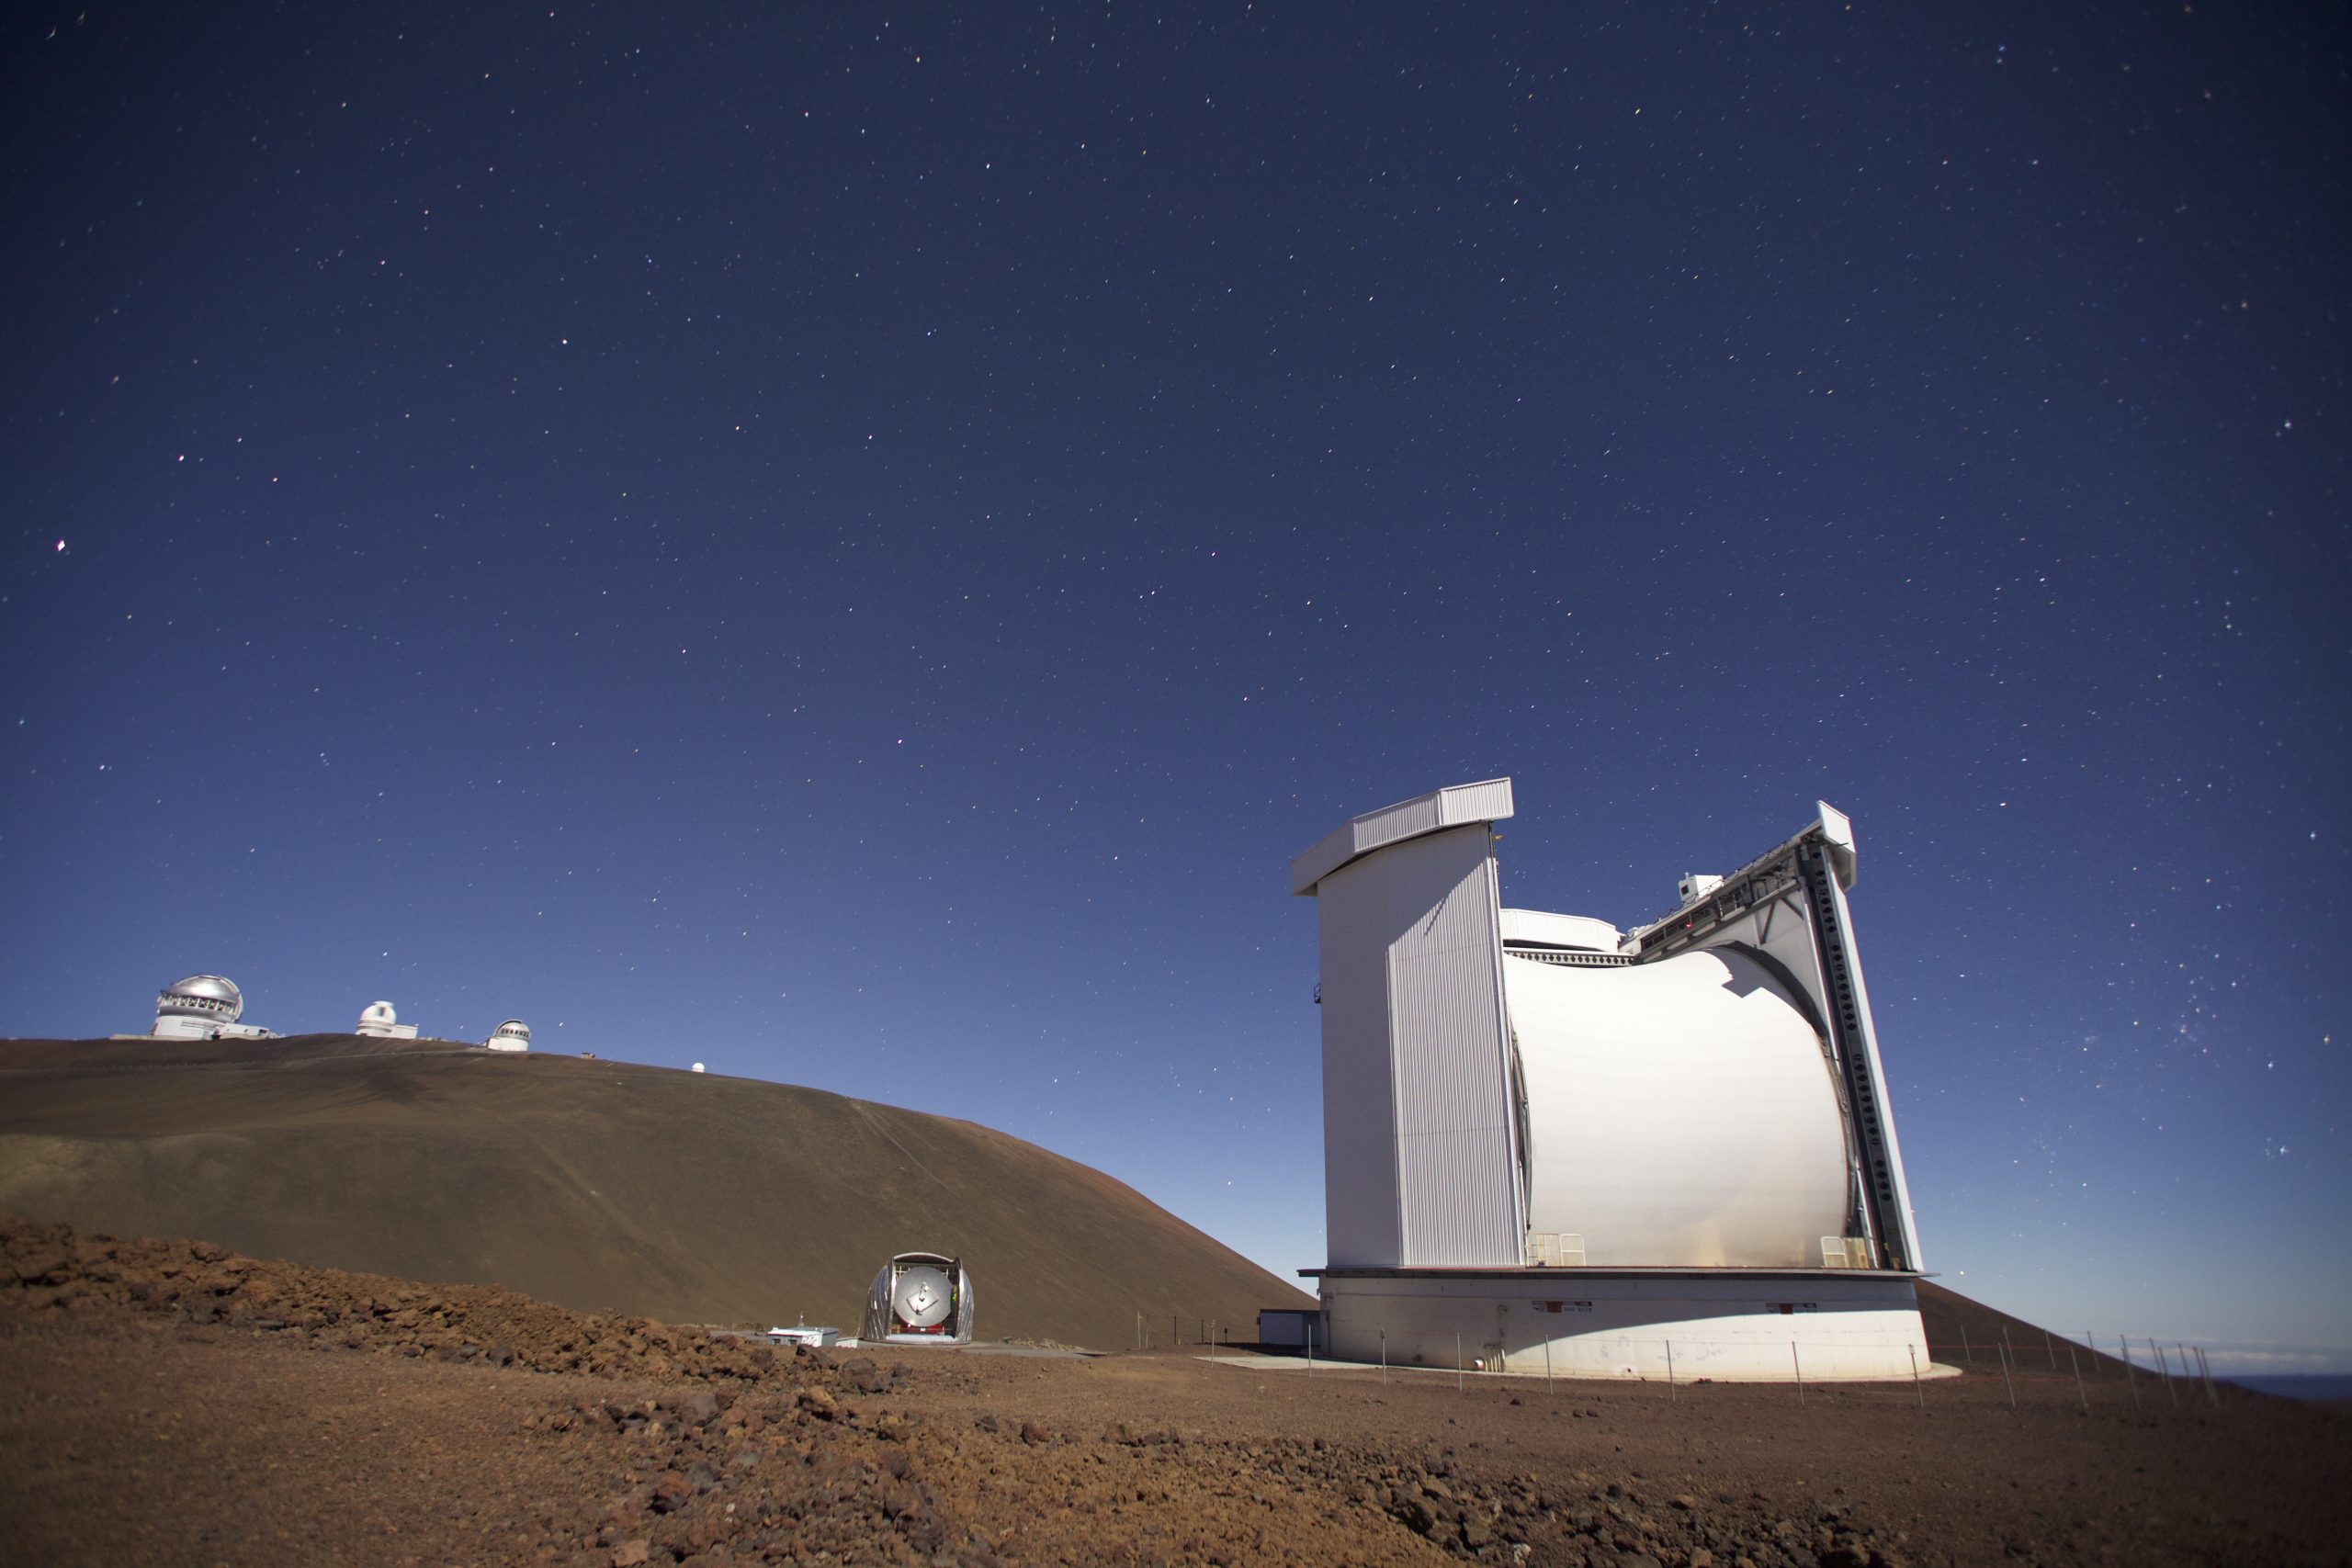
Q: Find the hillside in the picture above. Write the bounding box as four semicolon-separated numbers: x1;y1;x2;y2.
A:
11;1213;2348;1567
0;1034;1311;1349
1916;1277;2163;1382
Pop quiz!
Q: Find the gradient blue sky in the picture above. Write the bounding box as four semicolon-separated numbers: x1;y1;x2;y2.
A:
4;5;2345;1371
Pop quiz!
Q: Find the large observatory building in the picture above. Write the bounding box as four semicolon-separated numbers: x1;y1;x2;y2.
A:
1294;780;1928;1381
150;976;276;1042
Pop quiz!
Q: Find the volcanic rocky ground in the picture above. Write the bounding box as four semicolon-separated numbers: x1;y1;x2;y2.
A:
0;1035;1307;1348
6;1216;2348;1567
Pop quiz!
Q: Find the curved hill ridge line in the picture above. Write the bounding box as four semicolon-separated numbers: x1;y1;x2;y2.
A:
0;1035;1310;1349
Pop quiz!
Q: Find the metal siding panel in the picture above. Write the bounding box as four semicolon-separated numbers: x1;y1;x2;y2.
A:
1360;793;1444;851
1314;856;1403;1267
1292;779;1515;894
1378;827;1521;1267
1436;778;1515;829
1293;818;1371;896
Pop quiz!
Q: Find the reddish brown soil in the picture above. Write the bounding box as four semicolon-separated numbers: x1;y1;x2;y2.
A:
0;1035;1309;1348
5;1218;2347;1567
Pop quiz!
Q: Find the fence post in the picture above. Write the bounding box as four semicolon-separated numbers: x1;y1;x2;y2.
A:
2121;1337;2142;1412
1792;1341;1804;1404
1909;1345;1924;1410
2154;1339;2179;1410
2069;1346;2086;1412
1543;1333;1551;1394
1209;1321;1216;1362
1960;1323;1973;1366
1666;1339;1676;1401
1998;1341;2017;1410
2044;1329;2057;1371
2197;1345;2219;1407
2086;1330;2098;1376
1456;1331;1464;1393
1380;1327;1386;1385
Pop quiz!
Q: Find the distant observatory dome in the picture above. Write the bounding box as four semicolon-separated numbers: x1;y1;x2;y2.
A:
151;973;276;1041
484;1020;532;1054
355;999;418;1040
157;975;243;1024
691;1062;706;1074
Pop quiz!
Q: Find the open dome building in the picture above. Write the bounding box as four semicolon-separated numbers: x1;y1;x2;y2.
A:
1293;780;1928;1382
861;1253;975;1347
483;1020;532;1054
151;976;276;1041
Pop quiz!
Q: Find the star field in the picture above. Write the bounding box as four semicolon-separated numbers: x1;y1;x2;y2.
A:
2;5;2346;1371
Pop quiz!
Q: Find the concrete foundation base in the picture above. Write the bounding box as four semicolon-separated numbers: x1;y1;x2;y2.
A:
1307;1267;1929;1382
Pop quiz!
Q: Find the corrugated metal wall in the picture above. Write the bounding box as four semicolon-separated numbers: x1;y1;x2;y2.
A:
1315;824;1523;1269
1291;778;1514;894
1316;852;1403;1267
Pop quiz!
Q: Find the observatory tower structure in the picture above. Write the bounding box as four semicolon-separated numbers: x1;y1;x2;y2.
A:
1293;780;1929;1381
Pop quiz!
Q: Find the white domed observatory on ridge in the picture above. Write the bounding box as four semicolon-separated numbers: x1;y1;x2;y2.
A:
483;1020;532;1054
1292;779;1929;1382
150;975;277;1041
354;1001;418;1040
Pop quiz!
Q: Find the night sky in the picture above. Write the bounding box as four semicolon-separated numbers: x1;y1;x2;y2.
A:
4;6;2345;1372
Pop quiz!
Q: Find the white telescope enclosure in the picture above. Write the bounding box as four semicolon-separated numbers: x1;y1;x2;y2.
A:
1293;780;1928;1380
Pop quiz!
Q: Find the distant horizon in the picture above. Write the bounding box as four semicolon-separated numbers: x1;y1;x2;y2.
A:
2220;1374;2352;1402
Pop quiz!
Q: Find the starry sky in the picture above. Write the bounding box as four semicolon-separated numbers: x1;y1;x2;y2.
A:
4;6;2345;1372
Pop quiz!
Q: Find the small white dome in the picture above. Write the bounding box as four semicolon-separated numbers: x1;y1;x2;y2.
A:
158;975;243;1022
691;1062;706;1074
484;1019;532;1053
359;1000;398;1027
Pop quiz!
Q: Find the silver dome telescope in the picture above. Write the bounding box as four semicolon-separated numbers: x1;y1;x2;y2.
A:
150;975;275;1040
156;974;243;1023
